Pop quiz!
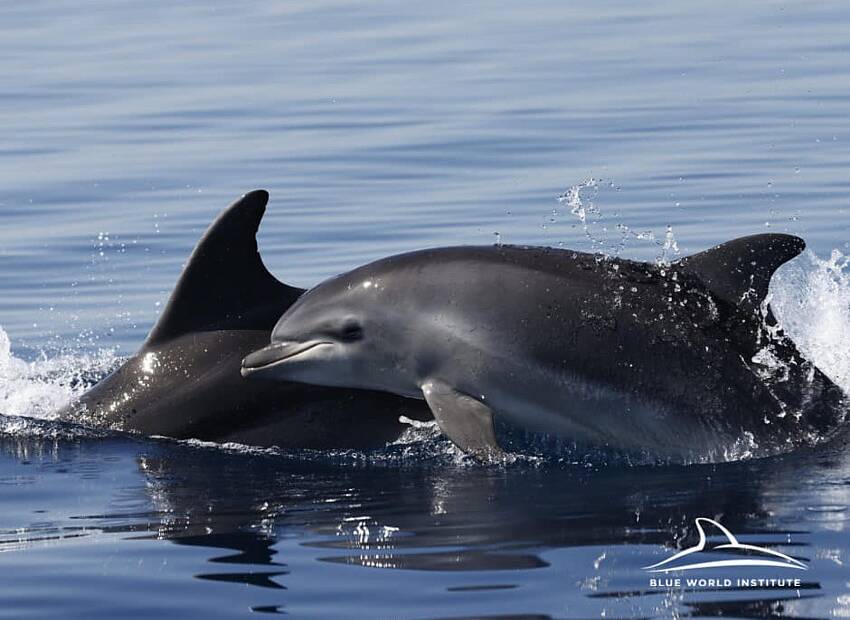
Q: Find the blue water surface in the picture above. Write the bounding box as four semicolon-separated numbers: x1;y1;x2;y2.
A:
1;1;849;618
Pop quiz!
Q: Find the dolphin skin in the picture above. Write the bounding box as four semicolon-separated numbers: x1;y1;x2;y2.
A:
59;190;431;449
242;235;847;460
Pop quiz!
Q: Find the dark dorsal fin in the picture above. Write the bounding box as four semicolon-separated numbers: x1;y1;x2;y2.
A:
676;233;805;313
145;190;303;346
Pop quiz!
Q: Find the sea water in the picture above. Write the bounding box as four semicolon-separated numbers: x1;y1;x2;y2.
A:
1;1;850;618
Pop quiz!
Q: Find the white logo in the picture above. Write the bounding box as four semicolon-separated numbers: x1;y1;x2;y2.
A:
643;518;807;573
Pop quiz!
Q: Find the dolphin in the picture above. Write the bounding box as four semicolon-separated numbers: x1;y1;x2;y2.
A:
59;190;431;449
242;235;847;460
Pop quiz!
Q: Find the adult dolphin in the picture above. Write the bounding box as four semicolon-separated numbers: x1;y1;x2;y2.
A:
59;190;431;448
242;236;847;461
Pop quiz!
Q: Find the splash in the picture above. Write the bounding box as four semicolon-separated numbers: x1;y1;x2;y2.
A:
769;249;850;396
559;178;601;232
0;326;119;423
556;179;681;263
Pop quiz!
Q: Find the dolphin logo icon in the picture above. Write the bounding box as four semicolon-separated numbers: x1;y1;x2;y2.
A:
644;518;807;572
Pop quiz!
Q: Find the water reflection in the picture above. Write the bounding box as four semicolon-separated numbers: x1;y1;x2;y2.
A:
0;431;848;618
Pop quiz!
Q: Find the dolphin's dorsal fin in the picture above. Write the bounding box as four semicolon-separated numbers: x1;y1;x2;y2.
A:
676;234;805;313
145;190;302;346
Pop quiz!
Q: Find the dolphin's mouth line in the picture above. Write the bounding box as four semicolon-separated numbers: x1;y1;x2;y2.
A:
241;341;331;376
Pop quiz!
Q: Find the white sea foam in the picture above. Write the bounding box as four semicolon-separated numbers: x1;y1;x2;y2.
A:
769;249;850;396
0;326;119;432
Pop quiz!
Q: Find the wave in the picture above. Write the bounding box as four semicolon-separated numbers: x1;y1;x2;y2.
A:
0;328;118;435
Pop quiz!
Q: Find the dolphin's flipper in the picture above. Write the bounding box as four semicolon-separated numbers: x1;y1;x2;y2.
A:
146;190;302;346
676;233;805;313
421;380;504;460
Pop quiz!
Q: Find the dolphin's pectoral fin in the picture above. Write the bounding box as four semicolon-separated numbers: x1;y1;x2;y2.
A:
421;380;504;461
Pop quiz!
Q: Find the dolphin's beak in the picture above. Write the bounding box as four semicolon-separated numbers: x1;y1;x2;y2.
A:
241;341;328;378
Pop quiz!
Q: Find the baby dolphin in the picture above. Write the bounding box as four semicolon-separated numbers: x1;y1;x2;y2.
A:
242;235;847;461
59;190;430;448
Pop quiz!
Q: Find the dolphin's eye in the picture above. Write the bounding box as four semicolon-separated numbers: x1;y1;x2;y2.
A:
340;321;363;342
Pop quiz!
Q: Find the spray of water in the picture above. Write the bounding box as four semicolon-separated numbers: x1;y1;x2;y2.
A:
557;179;682;264
769;249;850;396
0;327;119;424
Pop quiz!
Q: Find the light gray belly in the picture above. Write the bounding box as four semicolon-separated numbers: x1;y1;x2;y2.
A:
463;358;742;459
